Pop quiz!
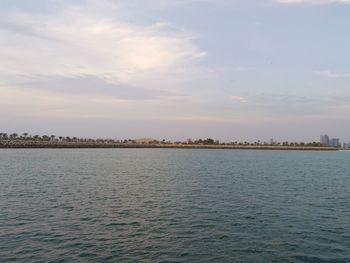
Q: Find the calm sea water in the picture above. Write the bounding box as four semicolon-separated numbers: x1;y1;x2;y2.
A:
0;149;349;262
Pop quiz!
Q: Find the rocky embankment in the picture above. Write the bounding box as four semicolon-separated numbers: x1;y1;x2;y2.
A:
0;140;339;151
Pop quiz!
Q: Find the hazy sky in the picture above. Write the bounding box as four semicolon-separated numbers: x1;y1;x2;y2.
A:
1;0;349;142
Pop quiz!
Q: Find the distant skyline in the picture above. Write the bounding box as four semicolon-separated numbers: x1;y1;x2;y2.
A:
1;0;349;142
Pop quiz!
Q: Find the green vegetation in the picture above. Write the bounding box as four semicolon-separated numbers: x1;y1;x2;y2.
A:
0;132;325;147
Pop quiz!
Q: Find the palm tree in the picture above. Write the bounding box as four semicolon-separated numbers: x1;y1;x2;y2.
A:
41;135;49;141
10;133;18;140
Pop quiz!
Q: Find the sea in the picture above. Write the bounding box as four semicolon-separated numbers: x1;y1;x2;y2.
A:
0;149;349;262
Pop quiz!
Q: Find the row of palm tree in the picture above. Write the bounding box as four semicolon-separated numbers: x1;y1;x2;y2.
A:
185;138;322;146
0;132;323;146
0;133;56;141
0;133;125;143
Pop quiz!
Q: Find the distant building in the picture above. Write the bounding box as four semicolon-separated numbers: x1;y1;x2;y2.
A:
343;143;349;149
320;134;329;146
320;134;340;147
329;138;340;147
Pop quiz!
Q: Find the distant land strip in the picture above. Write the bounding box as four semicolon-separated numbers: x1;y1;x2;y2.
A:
0;141;338;151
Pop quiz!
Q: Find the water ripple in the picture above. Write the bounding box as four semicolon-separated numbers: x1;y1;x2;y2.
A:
0;149;349;262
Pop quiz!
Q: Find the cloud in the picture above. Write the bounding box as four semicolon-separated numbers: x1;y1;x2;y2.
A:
109;0;230;9
275;0;350;5
0;2;206;90
13;75;179;100
0;0;214;125
226;92;350;119
316;70;350;79
230;96;248;103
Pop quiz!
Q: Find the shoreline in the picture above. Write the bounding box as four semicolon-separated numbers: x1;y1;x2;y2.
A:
0;141;339;151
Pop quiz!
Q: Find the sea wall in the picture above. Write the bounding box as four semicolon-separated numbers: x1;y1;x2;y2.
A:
0;140;339;151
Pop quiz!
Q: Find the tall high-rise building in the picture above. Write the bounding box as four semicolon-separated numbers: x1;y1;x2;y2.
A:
329;138;340;147
320;134;329;146
320;134;341;147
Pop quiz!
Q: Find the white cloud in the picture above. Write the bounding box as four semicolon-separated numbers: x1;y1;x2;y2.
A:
0;2;206;88
275;0;350;5
316;70;350;79
230;96;248;103
0;0;213;124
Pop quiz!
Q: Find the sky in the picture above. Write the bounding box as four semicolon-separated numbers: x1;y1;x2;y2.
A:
0;0;349;142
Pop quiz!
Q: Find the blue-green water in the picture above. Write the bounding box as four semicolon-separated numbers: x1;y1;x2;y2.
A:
0;149;349;262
